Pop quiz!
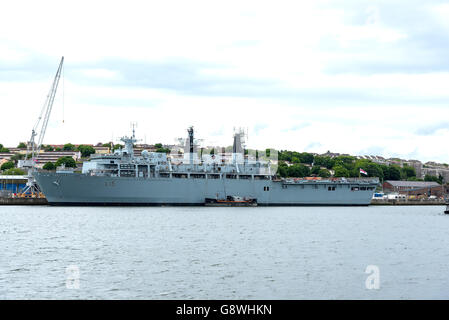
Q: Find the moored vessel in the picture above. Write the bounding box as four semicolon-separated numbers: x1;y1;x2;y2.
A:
205;196;257;207
33;127;379;206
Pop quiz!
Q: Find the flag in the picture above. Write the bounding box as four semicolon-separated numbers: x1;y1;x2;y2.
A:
360;168;368;176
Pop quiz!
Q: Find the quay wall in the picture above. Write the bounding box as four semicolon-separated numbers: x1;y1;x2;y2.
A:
371;199;446;206
0;198;48;205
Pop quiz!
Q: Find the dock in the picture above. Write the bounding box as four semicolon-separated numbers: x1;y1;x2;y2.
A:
371;198;446;206
0;198;48;205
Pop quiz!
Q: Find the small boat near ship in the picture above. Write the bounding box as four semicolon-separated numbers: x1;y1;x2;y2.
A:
205;196;257;207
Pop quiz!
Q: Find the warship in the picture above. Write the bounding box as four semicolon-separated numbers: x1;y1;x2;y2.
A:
33;127;378;206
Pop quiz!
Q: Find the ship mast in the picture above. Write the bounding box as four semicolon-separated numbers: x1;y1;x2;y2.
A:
120;123;139;158
232;128;245;173
187;126;194;165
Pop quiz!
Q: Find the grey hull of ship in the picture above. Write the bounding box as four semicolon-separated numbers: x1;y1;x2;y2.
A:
34;172;376;206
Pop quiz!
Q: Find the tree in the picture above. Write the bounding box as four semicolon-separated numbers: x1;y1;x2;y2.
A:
366;163;384;179
278;150;315;164
424;174;443;185
298;152;314;164
333;155;356;171
210;148;215;155
156;147;171;154
318;169;331;178
44;145;55;152
291;156;300;164
17;142;27;148
63;143;75;151
287;164;310;177
311;165;321;175
407;177;423;181
334;165;350;177
278;150;292;162
1;161;14;171
77;145;96;158
354;160;384;179
152;143;170;153
277;161;289;177
9;153;24;164
401;165;416;180
112;144;123;151
3;168;25;175
0;143;10;152
277;166;287;178
43;162;56;170
265;149;271;158
387;166;401;181
55;156;77;168
314;156;335;169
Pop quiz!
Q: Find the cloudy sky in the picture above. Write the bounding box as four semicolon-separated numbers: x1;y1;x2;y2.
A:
1;0;449;163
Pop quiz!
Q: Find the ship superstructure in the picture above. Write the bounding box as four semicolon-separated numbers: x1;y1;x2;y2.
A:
34;127;378;205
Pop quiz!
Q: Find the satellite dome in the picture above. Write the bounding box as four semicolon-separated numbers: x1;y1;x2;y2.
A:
141;150;150;158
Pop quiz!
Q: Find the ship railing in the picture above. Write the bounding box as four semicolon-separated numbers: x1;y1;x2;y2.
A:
282;177;379;184
87;168;119;176
89;154;120;159
90;154;103;158
342;177;379;183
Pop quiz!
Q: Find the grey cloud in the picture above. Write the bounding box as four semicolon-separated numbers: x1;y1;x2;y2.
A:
253;123;268;135
68;59;277;96
282;122;310;132
67;59;449;107
305;142;322;151
4;56;449;108
321;0;449;75
0;54;62;82
357;145;386;156
415;122;449;136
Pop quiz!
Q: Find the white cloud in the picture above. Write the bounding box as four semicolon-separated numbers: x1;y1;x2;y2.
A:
1;0;449;163
78;68;121;80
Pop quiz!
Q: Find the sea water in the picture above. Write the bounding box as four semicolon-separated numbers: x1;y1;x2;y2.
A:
1;205;448;299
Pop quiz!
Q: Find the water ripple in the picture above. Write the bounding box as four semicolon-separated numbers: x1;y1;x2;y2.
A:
1;205;449;299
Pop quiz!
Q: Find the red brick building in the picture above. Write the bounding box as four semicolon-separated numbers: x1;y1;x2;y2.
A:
383;180;448;197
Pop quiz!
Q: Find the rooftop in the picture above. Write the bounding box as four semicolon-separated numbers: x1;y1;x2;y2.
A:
385;181;441;188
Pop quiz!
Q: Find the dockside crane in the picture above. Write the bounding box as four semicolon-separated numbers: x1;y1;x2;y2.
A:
19;56;64;196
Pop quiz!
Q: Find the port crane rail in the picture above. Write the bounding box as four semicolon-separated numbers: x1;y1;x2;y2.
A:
18;57;64;196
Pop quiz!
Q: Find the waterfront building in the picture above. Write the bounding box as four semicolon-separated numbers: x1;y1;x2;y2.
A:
382;180;445;197
0;175;27;196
